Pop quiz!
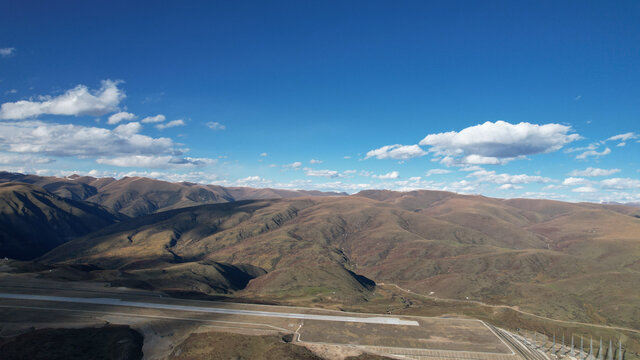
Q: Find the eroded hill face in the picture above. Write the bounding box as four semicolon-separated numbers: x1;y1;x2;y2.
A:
37;192;640;329
0;183;124;260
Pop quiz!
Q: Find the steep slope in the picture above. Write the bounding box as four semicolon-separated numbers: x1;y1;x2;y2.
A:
0;172;345;217
84;177;235;217
0;183;125;260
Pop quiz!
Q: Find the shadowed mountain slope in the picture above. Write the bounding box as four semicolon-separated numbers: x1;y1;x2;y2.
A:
0;183;125;260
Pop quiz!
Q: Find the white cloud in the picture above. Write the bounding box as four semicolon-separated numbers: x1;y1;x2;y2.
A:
458;165;484;172
156;119;185;130
309;159;323;164
141;114;166;123
96;155;214;169
573;186;597;193
462;154;505;165
206;121;226;130
420;121;580;165
469;169;552;184
607;132;637;142
113;122;143;137
520;192;568;200
600;178;640;190
569;167;621;177
576;147;611;160
0;153;54;165
107;111;136;125
283;161;302;168
343;156;352;159
343;169;357;175
0;47;15;57
110;170;222;184
0;80;124;120
305;169;341;178
365;144;426;160
425;169;451;176
499;184;523;190
235;176;273;187
5;89;17;95
260;152;268;157
373;171;399;179
565;143;598;153
0;120;174;157
562;177;589;186
409;176;422;181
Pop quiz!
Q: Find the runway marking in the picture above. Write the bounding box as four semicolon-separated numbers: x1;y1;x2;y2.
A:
0;293;419;326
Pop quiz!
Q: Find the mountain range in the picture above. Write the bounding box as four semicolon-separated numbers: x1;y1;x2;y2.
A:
1;171;639;333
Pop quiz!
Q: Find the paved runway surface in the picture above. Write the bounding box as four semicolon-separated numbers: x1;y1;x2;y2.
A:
0;293;419;326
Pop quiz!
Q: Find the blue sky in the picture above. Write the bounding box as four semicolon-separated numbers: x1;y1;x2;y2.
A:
1;1;639;202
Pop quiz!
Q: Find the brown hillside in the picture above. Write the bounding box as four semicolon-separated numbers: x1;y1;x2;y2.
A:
0;171;345;217
37;193;640;329
0;183;124;260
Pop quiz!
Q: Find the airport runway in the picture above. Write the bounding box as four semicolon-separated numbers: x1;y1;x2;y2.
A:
0;293;419;326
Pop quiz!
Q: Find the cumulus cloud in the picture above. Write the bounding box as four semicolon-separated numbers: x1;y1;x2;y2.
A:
141;114;166;123
469;169;552;184
107;111;136;125
206;121;226;130
0;80;124;120
365;144;427;160
462;154;505;165
569;167;621;177
419;121;580;165
260;152;268;157
0;120;173;157
0;47;15;57
425;169;451;176
309;159;323;164
156;119;185;130
113;122;143;137
373;171;399;179
576;147;611;160
573;186;597;193
499;184;523;190
96;155;214;169
600;178;640;190
562;177;589;186
305;169;341;178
